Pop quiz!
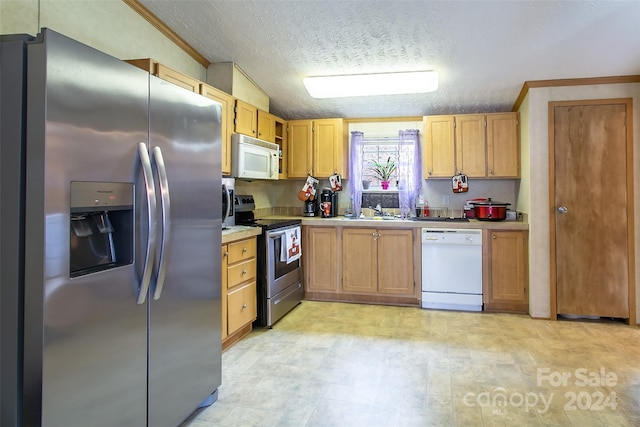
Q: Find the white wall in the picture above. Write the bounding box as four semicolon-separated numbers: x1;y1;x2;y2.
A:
0;0;205;81
520;83;640;323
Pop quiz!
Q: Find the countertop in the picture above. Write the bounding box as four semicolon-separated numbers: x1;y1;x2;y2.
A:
220;215;529;243
221;225;262;244
264;215;529;230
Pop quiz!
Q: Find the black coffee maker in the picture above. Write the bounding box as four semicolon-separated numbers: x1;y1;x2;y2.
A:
320;189;338;218
303;198;319;217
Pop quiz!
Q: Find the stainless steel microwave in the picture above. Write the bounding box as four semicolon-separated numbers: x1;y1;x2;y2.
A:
232;133;279;180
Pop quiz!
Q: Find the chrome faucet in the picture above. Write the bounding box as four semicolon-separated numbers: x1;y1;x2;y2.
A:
369;205;384;216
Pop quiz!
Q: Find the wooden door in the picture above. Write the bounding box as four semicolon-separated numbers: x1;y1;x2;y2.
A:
423;115;455;178
487;113;520;178
551;99;634;320
234;99;257;137
287;120;313;178
342;228;377;293
455;115;486;177
305;227;338;292
377;229;414;294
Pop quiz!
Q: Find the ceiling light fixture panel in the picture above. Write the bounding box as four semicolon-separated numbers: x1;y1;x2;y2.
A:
303;71;438;98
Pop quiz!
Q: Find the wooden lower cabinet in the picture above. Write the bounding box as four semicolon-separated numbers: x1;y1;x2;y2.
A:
221;244;228;341
483;230;529;313
304;226;419;305
342;228;377;293
377;229;415;294
343;228;414;295
222;237;257;350
305;227;338;292
227;282;257;332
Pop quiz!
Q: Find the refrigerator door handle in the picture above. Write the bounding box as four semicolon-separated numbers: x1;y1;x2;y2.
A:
152;146;171;300
137;142;157;304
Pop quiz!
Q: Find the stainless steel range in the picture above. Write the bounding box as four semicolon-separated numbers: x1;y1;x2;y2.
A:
235;195;303;327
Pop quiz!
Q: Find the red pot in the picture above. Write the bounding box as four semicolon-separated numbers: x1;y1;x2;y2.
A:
470;198;511;221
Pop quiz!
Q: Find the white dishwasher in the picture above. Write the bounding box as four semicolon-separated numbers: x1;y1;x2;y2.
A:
421;228;483;311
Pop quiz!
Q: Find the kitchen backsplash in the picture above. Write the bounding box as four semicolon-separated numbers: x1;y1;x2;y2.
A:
235;177;519;217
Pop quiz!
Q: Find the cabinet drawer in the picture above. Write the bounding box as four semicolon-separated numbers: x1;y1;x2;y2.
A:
228;239;257;263
227;281;257;332
227;259;256;288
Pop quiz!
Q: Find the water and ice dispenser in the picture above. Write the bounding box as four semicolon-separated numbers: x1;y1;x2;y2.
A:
69;182;134;277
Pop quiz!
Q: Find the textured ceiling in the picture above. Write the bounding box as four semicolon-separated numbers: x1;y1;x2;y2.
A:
140;0;640;120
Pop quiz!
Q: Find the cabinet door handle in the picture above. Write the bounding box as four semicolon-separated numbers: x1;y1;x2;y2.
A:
428;169;432;175
242;247;247;253
224;251;228;257
242;303;247;309
492;234;497;239
241;269;247;275
489;169;494;175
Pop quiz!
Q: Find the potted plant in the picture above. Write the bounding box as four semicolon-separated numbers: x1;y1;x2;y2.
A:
370;157;397;189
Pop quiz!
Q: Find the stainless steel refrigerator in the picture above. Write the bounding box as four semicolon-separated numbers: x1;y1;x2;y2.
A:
0;29;222;427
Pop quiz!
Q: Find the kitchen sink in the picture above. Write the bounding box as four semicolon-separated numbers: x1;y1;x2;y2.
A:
343;215;403;221
412;217;470;222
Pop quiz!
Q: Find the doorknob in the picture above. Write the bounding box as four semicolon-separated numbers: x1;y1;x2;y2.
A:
557;206;568;214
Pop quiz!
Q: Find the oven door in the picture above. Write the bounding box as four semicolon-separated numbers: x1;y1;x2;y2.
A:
266;227;301;298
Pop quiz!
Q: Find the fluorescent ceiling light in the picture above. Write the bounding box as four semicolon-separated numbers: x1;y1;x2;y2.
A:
303;71;438;98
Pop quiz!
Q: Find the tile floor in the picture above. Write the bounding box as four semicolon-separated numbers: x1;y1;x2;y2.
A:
183;301;640;427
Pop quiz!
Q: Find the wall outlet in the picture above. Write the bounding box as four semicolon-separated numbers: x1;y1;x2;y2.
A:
442;195;450;206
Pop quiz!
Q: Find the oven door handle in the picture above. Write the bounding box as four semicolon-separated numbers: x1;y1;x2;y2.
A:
267;230;285;238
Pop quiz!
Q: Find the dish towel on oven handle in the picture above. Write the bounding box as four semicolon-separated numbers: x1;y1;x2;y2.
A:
281;226;302;264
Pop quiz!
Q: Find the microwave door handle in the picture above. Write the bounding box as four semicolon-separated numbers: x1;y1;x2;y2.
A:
152;146;171;300
137;142;157;305
222;183;230;221
269;153;274;177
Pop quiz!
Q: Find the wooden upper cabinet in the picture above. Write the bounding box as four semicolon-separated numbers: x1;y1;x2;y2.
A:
125;59;200;94
274;118;287;179
455;115;486;177
487;113;520;178
156;64;200;93
257;110;276;143
287;120;313;178
234;99;258;137
287;118;345;179
313;119;344;178
423;115;455;178
200;83;234;175
423;112;519;179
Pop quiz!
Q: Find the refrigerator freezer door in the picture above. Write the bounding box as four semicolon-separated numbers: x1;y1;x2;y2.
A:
22;30;149;426
147;76;222;427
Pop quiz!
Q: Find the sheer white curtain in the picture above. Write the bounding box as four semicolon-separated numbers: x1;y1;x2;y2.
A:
349;131;365;217
397;129;421;218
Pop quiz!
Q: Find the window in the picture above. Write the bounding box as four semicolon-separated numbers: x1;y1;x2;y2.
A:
362;138;399;189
